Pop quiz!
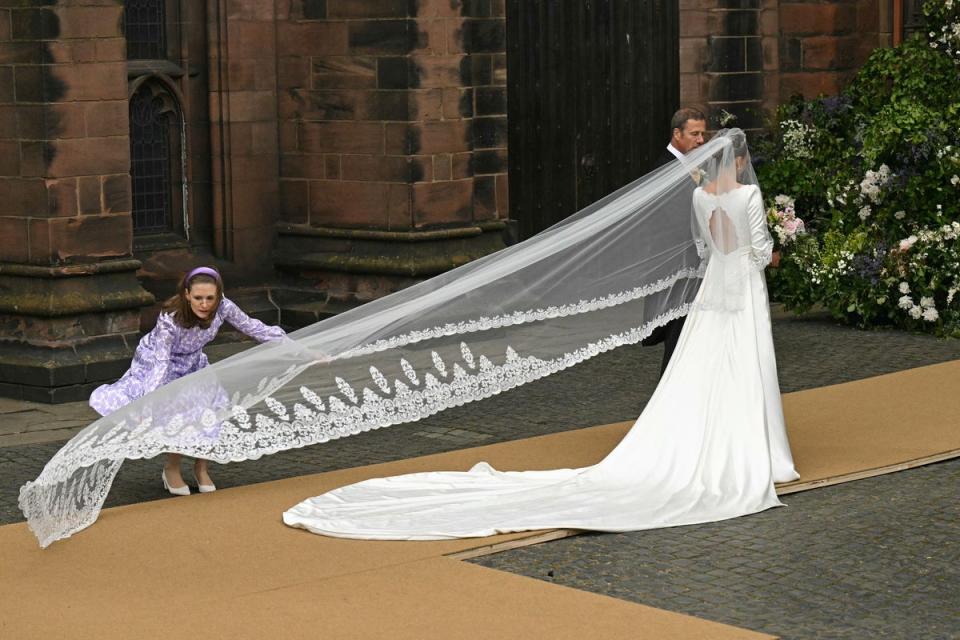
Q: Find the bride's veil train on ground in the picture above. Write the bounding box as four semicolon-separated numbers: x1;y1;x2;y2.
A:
19;129;784;548
281;129;800;540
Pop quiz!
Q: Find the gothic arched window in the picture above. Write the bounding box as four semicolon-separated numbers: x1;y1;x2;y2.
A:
129;83;184;236
124;0;167;60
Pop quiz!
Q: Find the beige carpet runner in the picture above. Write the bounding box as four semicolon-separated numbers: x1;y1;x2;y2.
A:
3;360;958;639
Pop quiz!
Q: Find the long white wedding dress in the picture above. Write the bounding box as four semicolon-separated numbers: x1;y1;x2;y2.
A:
283;183;801;540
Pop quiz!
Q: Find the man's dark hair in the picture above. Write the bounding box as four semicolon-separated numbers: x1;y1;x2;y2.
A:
671;108;706;133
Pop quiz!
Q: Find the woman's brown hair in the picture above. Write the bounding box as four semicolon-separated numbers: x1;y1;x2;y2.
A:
161;269;223;329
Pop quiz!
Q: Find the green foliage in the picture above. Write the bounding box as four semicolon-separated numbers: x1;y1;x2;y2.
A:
756;17;960;337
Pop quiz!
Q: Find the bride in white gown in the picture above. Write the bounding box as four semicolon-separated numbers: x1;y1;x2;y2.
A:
283;134;801;540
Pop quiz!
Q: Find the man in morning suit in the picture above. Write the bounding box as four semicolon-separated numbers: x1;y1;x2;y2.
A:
641;108;707;376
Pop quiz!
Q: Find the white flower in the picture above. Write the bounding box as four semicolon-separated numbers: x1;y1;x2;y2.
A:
858;205;872;220
894;210;906;220
922;307;939;322
876;296;887;305
948;288;958;304
775;194;795;208
898;295;914;309
899;282;911;294
908;306;923;320
780;120;816;159
920;296;935;308
952;175;960;186
718;109;737;127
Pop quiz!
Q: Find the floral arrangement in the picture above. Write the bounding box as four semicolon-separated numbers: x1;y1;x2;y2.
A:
925;0;960;64
754;3;960;337
891;221;960;327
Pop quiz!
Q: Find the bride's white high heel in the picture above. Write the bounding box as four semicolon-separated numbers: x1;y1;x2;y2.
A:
161;469;191;496
194;464;216;493
197;481;217;494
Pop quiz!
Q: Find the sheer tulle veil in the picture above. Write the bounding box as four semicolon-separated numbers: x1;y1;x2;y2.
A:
19;129;758;548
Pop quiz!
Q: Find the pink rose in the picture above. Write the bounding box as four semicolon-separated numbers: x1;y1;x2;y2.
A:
899;235;918;252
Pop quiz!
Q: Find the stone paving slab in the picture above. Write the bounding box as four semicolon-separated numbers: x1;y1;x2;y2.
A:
1;316;959;639
472;459;960;640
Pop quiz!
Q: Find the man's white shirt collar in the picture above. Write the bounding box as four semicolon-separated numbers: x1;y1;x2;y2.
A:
667;143;703;184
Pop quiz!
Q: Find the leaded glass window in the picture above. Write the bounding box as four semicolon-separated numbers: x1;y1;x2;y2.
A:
130;86;176;235
903;0;927;39
125;0;167;60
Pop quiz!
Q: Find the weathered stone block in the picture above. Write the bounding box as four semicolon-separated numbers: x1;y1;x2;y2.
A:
416;0;463;18
348;19;416;54
277;22;348;56
0;138;17;173
473;174;496;220
495;173;507;216
280;179;309;224
102;174;130;214
412;178;472;227
432;153;451;181
802;35;860;71
309;179;409;227
0;215;28;262
312;56;377;89
56;6;123;40
327;0;410;19
723;10;758;36
421;120;472;153
300;120;384;154
46;136;129;177
47;177;79;216
442;87;472;119
472;148;506;174
781;3;857;35
462;0;492;18
0;105;15;138
302;0;327;20
29;213;131;265
462;18;504;53
0;177;45;216
474;85;504;115
708;36;745;72
376;56;414;89
707;71;763;102
11;8;58;41
472;115;506;148
324;154;341;179
0;66;13;103
341;154;425;182
76;176;99;214
411;54;464;89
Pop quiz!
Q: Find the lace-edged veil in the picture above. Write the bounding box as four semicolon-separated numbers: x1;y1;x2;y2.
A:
19;129;758;548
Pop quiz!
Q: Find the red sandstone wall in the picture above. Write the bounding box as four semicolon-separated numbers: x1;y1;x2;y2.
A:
275;0;508;232
679;0;893;129
0;2;132;266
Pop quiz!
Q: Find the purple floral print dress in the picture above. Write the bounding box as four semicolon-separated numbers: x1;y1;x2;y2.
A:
89;297;286;416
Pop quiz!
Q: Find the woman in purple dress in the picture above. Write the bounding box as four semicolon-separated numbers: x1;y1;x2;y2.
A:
89;267;286;495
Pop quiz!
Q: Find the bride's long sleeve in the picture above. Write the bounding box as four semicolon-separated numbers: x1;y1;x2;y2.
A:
746;188;773;271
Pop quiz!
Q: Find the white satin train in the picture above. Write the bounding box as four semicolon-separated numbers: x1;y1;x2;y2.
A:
283;246;800;540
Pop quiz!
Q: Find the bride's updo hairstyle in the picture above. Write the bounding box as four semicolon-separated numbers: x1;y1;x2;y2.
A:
162;266;224;329
702;129;753;193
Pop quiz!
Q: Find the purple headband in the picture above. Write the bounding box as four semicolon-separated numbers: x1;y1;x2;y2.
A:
186;266;221;282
